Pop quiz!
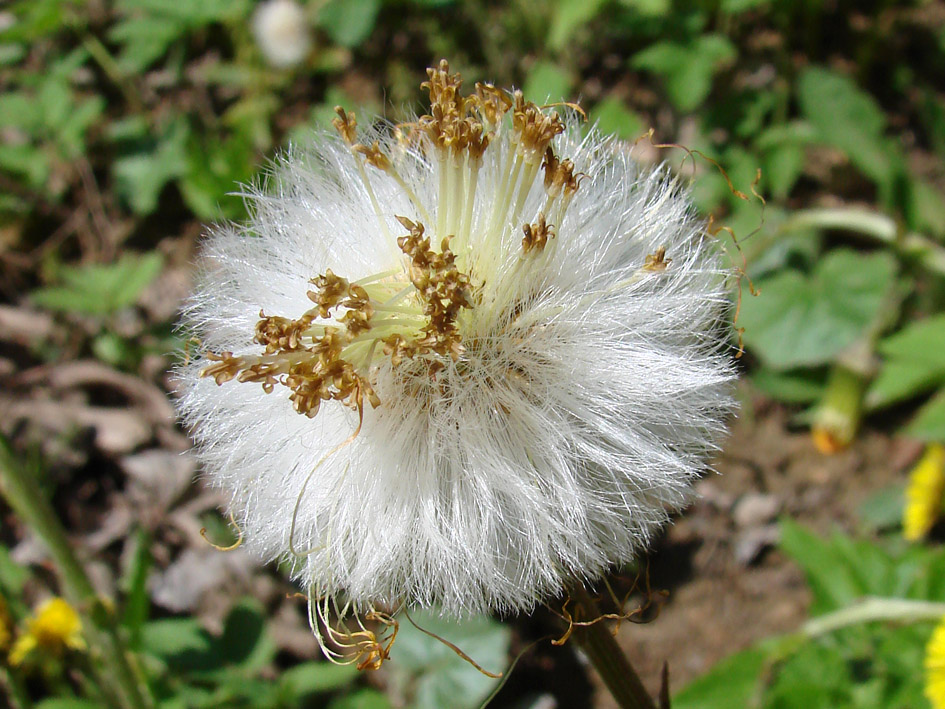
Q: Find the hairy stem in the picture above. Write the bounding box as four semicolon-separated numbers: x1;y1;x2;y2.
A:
568;583;657;709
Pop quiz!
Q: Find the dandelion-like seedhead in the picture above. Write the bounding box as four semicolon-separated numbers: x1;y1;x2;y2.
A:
177;62;736;631
251;0;311;69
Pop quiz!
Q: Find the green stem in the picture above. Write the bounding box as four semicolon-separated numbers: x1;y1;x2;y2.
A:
0;436;153;709
811;363;869;454
802;597;945;638
568;584;657;709
781;208;945;277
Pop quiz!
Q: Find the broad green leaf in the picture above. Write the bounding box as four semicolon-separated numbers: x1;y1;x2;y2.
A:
672;646;767;709
632;35;736;112
797;67;902;190
764;142;805;199
215;599;274;671
387;611;510;709
591;96;644;140
867;314;945;409
329;689;393;709
31;252;164;315
857;485;905;533
142;618;212;659
548;0;608;51
319;0;380;48
280;661;359;696
35;701;103;709
523;61;572;104
738;248;897;370
907;390;945;442
751;368;826;404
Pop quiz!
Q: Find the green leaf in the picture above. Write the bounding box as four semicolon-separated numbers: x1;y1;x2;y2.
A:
907;390;945;442
109;15;185;73
617;0;670;17
738;248;897;370
112;118;189;215
867;314;945;409
779;518;871;614
548;0;608;51
328;689;393;709
280;661;359;696
764;142;805;200
797;67;902;191
0;544;30;604
143;618;212;659
751;368;826;404
35;701;103;709
31;252;164;315
631;35;736;113
386;611;510;709
672;646;767;709
590;96;644;140
522;61;573;104
319;0;380;48
857;485;905;533
215;599;274;671
120;528;152;649
179;131;255;220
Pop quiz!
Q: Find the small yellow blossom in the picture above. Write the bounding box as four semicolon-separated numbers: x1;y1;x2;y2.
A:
904;443;945;542
8;597;85;666
927;615;945;708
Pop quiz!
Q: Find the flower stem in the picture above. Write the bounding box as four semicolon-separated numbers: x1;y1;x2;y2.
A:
568;583;657;709
780;208;945;276
0;435;154;709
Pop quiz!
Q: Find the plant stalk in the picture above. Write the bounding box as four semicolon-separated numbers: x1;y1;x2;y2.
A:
568;583;657;709
0;436;153;709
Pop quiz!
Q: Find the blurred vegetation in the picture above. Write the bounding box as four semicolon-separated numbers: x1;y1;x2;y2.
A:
1;0;945;707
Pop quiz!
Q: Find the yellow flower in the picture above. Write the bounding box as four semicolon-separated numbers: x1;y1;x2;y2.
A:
927;616;945;708
904;443;945;542
8;597;85;666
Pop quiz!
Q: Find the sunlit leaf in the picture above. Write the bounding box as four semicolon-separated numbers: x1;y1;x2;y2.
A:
738;249;897;370
386;610;510;709
319;0;380;48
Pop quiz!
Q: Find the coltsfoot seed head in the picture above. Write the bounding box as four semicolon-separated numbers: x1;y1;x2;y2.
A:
251;0;311;69
177;61;737;632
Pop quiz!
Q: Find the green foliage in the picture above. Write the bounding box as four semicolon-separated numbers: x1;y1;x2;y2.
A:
677;522;945;706
590;96;645;140
523;61;573;104
632;35;737;113
319;0;381;48
738;249;897;370
385;610;510;709
31;252;164;315
547;0;609;51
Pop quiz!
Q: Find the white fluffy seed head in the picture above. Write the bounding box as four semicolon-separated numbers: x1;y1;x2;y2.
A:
252;0;311;68
177;63;737;618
